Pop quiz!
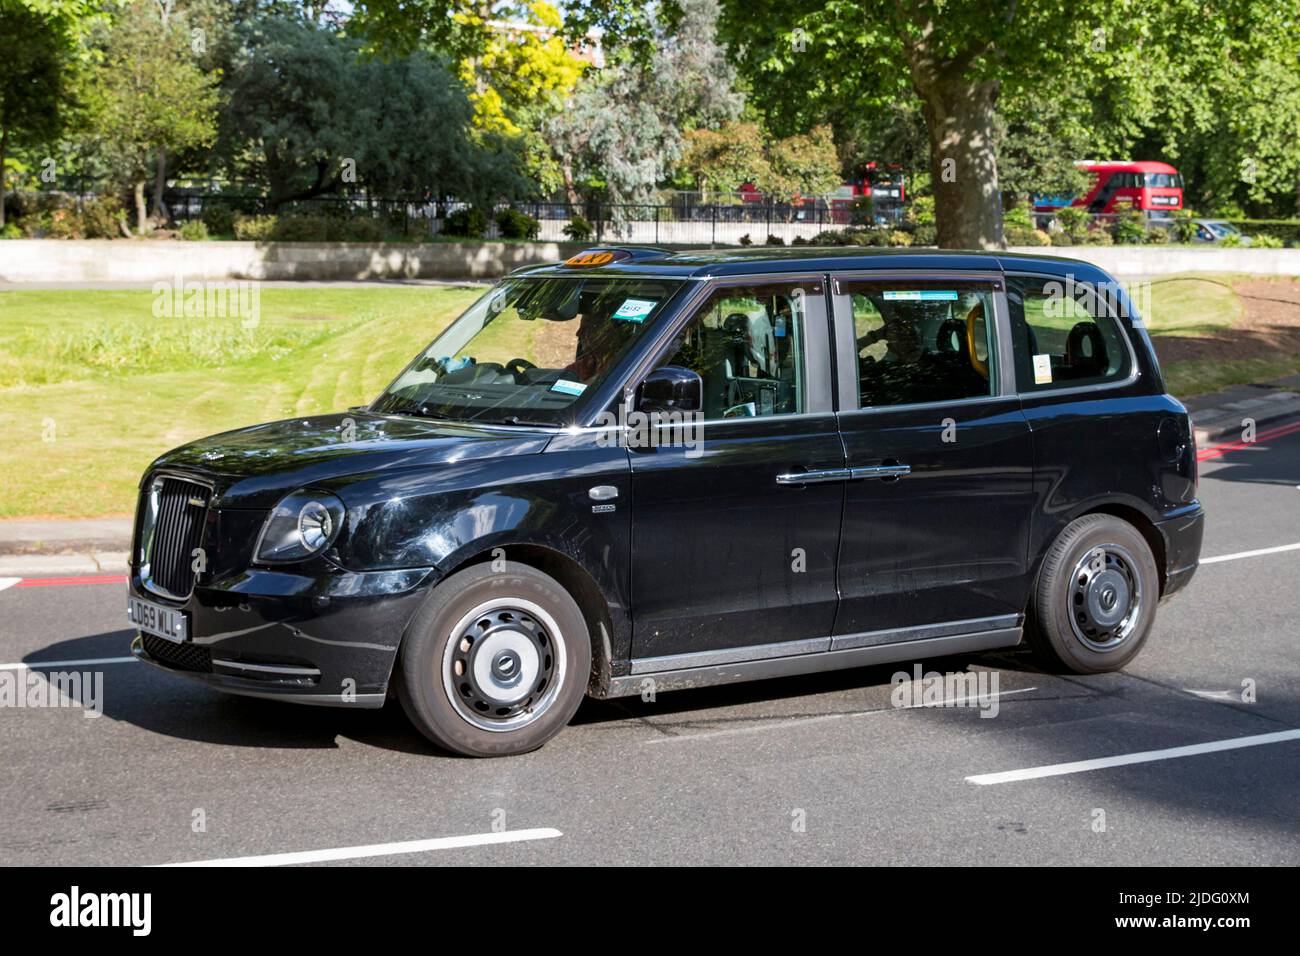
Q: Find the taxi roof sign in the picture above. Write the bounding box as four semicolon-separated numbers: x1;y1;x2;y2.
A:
563;249;633;267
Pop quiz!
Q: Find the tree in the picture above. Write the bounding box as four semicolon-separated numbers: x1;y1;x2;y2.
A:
0;0;80;229
455;2;589;196
84;1;220;233
221;16;524;206
549;0;741;206
680;122;768;198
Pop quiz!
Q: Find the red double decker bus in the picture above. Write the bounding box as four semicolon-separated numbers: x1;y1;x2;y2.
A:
1034;160;1184;221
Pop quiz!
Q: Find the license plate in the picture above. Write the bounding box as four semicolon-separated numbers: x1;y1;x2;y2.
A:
128;595;188;643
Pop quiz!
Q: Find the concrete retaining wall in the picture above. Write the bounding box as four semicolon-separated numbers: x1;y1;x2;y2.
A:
1;238;1297;283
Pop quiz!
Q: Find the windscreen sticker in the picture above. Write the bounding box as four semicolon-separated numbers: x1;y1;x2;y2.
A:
1032;353;1053;385
883;290;959;301
612;298;658;322
550;379;587;396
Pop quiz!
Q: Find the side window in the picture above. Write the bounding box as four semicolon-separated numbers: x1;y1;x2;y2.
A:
656;282;812;419
841;281;997;408
1008;275;1132;391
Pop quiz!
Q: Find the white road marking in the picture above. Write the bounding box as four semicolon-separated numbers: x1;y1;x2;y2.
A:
1200;542;1300;564
0;656;136;671
1185;689;1239;702
0;578;20;592
965;728;1300;785
154;828;564;867
643;686;1039;745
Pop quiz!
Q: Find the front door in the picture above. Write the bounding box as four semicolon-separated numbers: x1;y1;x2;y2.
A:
829;273;1035;641
628;277;844;663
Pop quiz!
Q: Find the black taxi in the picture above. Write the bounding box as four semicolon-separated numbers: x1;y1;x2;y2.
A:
129;247;1203;756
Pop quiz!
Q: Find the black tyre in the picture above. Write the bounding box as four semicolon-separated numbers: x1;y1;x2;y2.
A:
397;561;590;757
1028;514;1159;674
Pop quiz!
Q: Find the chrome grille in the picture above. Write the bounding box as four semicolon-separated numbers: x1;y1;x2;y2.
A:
139;474;211;600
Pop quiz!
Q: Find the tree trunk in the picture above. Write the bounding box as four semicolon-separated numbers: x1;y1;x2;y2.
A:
919;77;1004;249
0;128;8;230
152;147;170;226
133;180;148;235
561;157;580;211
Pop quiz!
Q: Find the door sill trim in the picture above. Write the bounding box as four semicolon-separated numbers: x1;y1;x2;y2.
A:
602;625;1022;699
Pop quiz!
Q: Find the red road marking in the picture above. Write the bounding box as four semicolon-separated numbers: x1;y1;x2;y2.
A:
14;574;127;588
1197;419;1300;462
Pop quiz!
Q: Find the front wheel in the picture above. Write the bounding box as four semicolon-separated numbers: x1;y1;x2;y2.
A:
397;561;590;757
1029;514;1159;674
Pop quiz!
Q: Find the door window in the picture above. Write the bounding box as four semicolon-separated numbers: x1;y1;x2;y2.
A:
1007;275;1132;391
654;282;814;420
838;281;997;408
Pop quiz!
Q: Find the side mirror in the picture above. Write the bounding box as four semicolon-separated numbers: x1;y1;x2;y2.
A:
639;365;702;414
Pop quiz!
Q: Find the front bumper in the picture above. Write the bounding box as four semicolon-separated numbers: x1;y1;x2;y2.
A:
128;562;439;707
1156;504;1204;599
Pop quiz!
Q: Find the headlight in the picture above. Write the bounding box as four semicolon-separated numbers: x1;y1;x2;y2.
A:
254;491;346;563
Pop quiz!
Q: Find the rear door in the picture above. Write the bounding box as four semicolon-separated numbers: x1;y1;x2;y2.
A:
829;272;1035;641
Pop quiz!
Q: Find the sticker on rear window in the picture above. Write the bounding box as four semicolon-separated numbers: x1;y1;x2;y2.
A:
883;290;959;301
612;298;657;322
550;379;587;396
1032;353;1053;385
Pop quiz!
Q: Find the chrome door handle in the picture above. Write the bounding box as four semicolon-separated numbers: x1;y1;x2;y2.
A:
776;468;851;486
850;464;911;480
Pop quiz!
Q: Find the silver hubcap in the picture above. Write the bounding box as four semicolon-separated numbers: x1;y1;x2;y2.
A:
1069;544;1142;652
442;597;565;732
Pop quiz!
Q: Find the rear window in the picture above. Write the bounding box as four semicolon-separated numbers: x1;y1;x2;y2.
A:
1007;276;1132;391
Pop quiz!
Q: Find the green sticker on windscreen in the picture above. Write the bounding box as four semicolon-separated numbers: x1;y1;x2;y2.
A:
612;298;657;322
883;290;959;301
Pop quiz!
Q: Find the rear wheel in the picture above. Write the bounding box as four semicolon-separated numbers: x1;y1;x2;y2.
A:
1029;514;1159;674
397;561;590;757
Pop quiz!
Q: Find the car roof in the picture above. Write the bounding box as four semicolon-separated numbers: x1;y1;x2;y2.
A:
510;246;1113;282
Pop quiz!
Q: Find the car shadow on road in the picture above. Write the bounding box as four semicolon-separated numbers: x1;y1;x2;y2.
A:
1200;434;1300;487
25;630;438;756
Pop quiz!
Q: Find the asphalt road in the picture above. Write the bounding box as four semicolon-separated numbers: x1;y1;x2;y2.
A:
2;424;1298;867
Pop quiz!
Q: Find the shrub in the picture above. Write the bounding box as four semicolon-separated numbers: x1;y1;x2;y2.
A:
791;235;808;246
1145;225;1172;244
1078;226;1113;245
233;213;276;241
1252;233;1283;248
738;232;753;246
1111;210;1147;245
78;196;124;239
201;202;237;236
1005;225;1051;246
1170;209;1199;243
1003;204;1035;230
888;230;913;247
765;233;785;246
270;215;332;242
0;223;19;239
179;220;210;241
911;223;937;246
44;206;84;239
341;217;384;242
562;216;594;241
495;207;540;240
443;206;488;238
1054;205;1092;244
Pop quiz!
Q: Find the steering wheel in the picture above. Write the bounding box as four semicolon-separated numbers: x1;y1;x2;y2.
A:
504;357;536;379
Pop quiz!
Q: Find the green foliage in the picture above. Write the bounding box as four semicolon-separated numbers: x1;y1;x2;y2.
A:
548;0;741;204
221;16;524;207
201;202;237;236
1111;210;1148;245
179;219;210;241
443;206;488;238
495;207;540;240
562;216;593;241
233;213;276;241
82;1;221;234
764;233;784;245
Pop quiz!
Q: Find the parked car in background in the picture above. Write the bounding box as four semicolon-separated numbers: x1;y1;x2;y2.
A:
1191;219;1253;245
